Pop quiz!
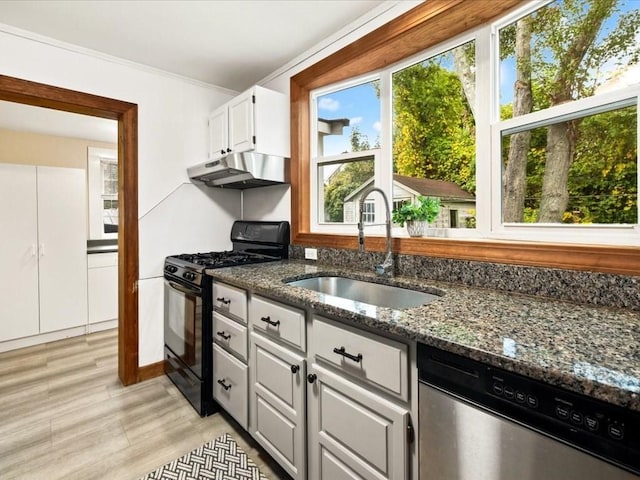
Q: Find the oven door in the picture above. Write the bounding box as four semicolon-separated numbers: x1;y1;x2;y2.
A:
164;278;202;378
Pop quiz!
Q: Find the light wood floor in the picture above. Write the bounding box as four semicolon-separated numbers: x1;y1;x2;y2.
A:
0;328;289;480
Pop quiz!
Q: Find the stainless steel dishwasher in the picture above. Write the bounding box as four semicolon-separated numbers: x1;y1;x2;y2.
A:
418;343;640;479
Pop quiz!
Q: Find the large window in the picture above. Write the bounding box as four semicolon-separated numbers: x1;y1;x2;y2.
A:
309;0;639;245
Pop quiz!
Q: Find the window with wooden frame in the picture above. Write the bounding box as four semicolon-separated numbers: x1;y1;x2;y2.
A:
290;0;640;275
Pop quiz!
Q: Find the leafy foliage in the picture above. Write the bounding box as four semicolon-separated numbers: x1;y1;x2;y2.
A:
393;59;476;194
391;196;441;226
501;0;639;223
323;127;375;222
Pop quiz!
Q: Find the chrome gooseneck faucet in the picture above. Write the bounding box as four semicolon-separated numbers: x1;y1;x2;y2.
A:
357;186;394;277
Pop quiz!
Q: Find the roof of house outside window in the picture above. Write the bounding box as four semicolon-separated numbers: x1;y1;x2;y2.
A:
343;174;475;203
393;174;475;202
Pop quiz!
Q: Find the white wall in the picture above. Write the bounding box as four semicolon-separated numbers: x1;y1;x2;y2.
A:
243;0;421;221
0;1;420;367
0;26;238;366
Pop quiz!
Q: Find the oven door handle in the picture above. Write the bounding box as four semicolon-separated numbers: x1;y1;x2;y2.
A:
167;280;201;296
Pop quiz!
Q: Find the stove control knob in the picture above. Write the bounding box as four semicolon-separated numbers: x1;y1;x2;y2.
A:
165;265;177;273
183;272;195;281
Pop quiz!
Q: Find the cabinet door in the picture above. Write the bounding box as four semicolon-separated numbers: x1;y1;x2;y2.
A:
228;89;255;154
0;164;39;341
88;253;118;324
308;363;410;480
250;332;306;480
37;166;88;333
208;105;228;160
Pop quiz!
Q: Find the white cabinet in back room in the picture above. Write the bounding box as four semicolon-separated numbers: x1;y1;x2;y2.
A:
87;252;118;325
0;163;39;341
0;164;87;341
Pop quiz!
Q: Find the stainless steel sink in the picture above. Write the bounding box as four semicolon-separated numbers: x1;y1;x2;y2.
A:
286;276;441;309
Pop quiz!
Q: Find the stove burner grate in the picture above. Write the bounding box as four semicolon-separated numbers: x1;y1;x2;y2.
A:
172;250;273;268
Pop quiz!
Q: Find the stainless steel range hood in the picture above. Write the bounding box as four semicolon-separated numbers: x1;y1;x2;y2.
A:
187;151;290;189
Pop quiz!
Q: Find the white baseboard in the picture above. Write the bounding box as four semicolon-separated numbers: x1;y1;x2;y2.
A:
87;319;118;333
0;319;118;353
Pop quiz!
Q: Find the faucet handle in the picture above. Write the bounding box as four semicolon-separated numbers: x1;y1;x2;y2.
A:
357;222;365;252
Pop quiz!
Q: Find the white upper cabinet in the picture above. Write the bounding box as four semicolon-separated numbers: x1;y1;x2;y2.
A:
208;85;289;161
208;105;229;160
228;89;255;154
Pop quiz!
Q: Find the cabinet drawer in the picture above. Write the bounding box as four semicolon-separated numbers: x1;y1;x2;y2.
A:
212;282;247;324
311;316;408;401
213;312;248;361
251;295;305;351
212;343;248;429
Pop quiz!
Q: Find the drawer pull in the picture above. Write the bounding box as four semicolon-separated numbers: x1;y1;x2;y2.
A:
260;316;280;327
216;297;231;305
290;364;300;374
217;379;232;391
216;331;231;340
307;373;317;384
333;346;363;363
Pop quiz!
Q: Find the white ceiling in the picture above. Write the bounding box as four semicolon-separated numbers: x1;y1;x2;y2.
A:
0;100;118;143
0;0;387;91
0;0;389;142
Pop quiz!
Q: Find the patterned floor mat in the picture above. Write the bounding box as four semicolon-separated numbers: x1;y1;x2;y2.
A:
139;433;267;480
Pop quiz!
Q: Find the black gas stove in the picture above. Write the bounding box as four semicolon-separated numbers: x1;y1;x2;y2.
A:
172;250;279;267
163;221;289;416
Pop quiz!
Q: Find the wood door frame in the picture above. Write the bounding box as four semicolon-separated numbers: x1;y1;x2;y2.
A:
0;74;139;385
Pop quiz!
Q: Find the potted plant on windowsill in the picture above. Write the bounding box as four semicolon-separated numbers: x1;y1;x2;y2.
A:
392;196;441;237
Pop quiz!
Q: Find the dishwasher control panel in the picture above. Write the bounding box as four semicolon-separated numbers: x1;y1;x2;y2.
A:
418;343;640;477
486;368;633;448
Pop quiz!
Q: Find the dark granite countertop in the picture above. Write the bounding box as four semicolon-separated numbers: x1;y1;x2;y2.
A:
206;260;640;412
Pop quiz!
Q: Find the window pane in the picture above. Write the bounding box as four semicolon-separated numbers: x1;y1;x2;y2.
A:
499;0;640;114
501;104;637;224
102;161;118;195
319;157;374;224
315;81;381;157
392;41;477;229
362;201;375;224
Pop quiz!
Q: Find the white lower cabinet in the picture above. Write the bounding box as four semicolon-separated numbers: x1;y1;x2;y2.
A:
307;363;410;480
210;282;415;480
213;343;248;429
250;331;306;480
87;252;118;324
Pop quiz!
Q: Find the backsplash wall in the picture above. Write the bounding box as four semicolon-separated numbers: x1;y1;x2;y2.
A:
290;245;640;312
